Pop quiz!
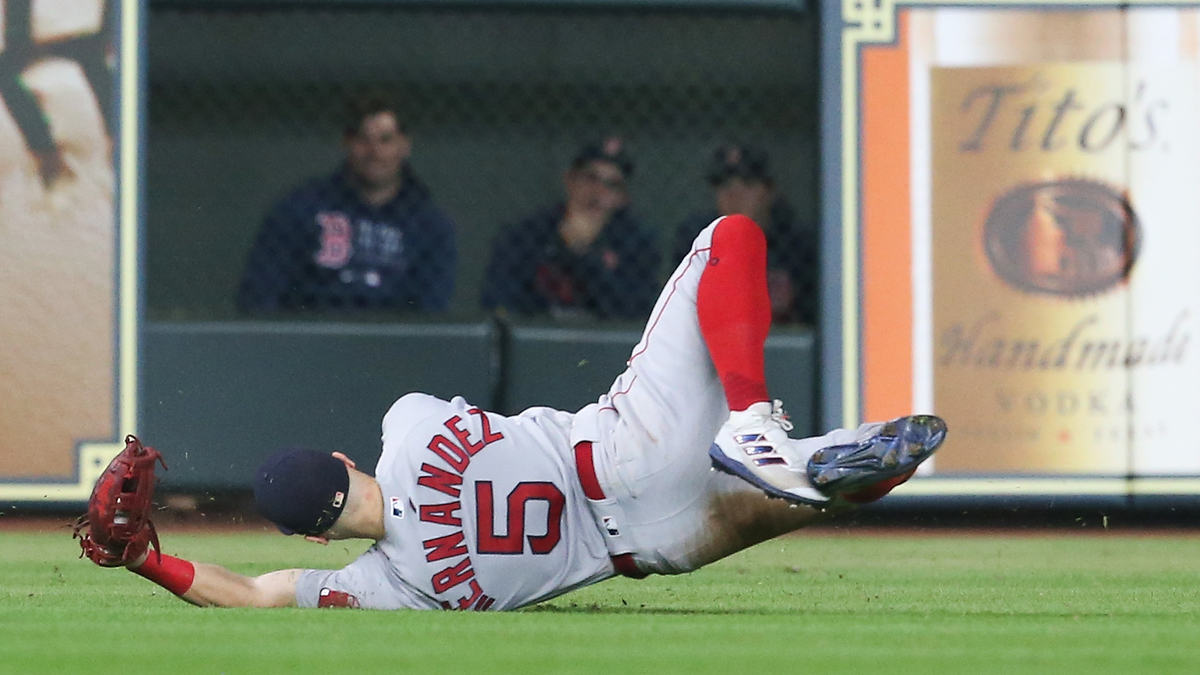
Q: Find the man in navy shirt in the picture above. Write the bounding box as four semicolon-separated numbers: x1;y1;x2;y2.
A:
482;138;660;320
237;97;457;313
672;145;818;325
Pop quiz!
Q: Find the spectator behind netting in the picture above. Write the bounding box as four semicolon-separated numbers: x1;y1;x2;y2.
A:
481;137;661;320
672;145;818;325
237;97;457;313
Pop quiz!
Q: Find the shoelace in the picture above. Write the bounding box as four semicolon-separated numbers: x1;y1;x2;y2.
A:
770;399;794;433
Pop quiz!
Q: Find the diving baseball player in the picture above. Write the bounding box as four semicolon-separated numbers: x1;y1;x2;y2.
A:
75;214;946;610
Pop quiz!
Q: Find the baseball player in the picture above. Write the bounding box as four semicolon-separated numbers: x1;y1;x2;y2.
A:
76;214;946;611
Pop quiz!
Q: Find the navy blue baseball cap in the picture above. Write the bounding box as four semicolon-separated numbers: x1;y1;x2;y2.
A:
253;449;350;536
706;144;772;186
571;136;635;179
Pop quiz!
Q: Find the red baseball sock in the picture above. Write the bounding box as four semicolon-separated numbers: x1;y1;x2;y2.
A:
132;553;196;596
697;215;772;411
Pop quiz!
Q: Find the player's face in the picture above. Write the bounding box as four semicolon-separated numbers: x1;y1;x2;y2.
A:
344;111;411;189
565;160;628;218
715;177;773;223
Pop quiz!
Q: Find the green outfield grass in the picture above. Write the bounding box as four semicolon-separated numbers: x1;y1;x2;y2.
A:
2;528;1199;674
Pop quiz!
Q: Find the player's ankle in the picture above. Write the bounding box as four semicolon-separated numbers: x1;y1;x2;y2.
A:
733;400;772;414
721;375;770;413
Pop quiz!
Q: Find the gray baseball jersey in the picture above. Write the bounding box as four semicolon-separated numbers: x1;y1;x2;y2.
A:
295;393;614;610
295;218;839;608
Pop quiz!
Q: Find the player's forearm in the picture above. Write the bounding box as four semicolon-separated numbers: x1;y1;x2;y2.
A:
179;561;260;607
129;554;299;608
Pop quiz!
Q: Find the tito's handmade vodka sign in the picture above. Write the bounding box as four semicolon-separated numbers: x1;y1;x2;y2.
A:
931;51;1200;473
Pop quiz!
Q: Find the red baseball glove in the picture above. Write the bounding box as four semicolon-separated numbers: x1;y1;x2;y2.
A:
73;434;168;567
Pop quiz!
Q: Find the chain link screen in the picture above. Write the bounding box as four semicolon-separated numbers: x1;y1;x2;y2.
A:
147;2;820;324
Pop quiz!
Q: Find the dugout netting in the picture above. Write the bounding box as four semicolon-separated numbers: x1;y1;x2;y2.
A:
146;1;820;323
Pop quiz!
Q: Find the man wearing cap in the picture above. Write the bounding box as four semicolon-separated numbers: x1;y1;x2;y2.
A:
117;214;946;612
237;95;457;314
481;137;661;320
673;144;819;325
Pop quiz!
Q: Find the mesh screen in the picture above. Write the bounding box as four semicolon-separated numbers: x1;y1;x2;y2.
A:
147;3;820;324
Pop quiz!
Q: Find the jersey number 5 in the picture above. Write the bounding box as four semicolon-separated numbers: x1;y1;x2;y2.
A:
475;481;565;555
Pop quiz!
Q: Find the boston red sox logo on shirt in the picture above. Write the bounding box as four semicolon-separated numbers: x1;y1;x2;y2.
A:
315;212;353;268
314;211;406;273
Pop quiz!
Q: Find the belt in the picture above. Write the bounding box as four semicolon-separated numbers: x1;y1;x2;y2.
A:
573;441;647;579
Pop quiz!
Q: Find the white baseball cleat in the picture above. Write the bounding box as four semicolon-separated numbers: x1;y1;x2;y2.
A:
707;400;830;506
709;402;948;506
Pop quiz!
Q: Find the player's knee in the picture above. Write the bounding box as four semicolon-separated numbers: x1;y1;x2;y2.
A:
712;214;766;255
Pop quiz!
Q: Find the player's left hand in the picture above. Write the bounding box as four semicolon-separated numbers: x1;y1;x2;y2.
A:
73;435;168;567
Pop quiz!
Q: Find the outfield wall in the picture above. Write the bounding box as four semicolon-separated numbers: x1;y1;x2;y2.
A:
10;0;1200;504
140;320;817;489
0;0;823;501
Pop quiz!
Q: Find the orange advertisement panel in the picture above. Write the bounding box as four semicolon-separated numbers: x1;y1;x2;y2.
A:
862;12;914;424
0;0;139;501
857;4;1200;489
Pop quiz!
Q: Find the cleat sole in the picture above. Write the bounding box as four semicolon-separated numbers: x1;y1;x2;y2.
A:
806;415;947;497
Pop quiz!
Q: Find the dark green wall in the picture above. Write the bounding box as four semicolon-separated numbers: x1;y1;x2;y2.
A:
142;321;816;489
501;324;817;433
141;321;499;488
